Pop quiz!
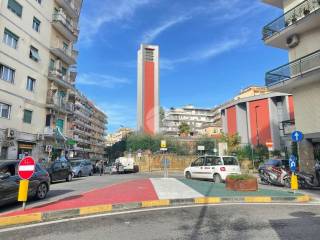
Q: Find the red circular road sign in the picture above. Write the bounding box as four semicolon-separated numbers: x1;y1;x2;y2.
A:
18;157;35;180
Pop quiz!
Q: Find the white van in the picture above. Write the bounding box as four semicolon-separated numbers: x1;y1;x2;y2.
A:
184;155;241;183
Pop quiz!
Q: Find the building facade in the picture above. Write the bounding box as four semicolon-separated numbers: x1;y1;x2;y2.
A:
263;0;320;172
137;44;159;135
234;86;270;100
105;128;134;147
68;90;107;160
161;105;220;137
221;92;295;152
0;0;82;160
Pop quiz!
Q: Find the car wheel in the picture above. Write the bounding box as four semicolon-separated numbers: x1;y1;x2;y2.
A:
36;183;48;200
185;172;191;179
214;174;222;183
78;171;82;177
66;173;72;182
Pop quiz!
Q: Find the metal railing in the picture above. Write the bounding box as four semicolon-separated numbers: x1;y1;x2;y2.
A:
266;49;320;86
262;0;320;40
52;13;74;32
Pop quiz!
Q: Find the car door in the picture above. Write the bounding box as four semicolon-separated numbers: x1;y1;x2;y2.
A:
0;163;19;204
189;157;205;178
203;156;215;179
52;162;62;181
222;156;240;174
61;161;69;179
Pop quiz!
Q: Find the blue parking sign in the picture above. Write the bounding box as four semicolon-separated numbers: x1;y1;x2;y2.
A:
289;155;297;172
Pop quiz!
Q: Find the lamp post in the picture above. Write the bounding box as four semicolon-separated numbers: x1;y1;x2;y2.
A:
254;106;260;146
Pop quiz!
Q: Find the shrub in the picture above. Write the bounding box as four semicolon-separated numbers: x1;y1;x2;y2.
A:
227;174;256;181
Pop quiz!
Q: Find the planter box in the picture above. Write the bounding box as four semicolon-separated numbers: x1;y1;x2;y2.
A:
226;177;258;191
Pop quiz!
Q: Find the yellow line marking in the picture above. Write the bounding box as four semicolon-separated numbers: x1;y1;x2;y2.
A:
244;196;272;203
194;197;221;204
0;213;42;227
79;205;112;215
296;195;311;202
141;200;170;208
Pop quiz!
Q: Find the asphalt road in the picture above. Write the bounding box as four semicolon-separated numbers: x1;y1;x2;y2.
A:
0;171;184;215
1;204;320;240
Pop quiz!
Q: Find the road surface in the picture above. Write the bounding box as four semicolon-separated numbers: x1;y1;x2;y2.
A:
1;204;320;240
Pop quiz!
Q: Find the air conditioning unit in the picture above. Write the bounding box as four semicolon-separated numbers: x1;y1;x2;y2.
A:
6;128;15;139
36;134;44;141
286;34;299;48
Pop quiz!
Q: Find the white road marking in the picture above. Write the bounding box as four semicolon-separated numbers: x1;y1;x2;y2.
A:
1;202;320;233
150;178;203;199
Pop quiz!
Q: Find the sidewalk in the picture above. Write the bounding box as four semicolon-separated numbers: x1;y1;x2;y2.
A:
0;178;312;228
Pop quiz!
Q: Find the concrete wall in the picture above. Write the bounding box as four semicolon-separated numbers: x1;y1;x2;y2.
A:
236;104;249;144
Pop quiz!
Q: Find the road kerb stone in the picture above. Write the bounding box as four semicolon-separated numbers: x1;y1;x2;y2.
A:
194;197;221;204
0;213;42;227
79;204;113;215
141;200;170;208
244;196;272;203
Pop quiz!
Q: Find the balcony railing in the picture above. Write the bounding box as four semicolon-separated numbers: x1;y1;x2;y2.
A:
262;0;320;40
52;13;74;33
266;49;320;86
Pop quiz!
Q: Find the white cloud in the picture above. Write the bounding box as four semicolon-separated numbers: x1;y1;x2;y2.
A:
79;0;153;45
141;15;191;43
77;73;130;88
161;32;248;70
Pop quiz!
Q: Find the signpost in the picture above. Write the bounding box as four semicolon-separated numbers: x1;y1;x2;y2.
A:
18;157;35;210
197;145;205;155
289;155;298;192
291;130;303;174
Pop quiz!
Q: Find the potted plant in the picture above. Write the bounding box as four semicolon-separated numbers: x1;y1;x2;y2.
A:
225;174;258;191
303;6;310;15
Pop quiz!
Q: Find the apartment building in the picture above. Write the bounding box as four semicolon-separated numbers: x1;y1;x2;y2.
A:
221;91;295;151
105;128;134;147
68;90;107;160
0;0;82;160
161;105;219;137
234;86;270;100
263;0;320;172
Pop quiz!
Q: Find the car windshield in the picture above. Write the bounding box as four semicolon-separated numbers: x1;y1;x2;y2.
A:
222;157;238;165
71;162;81;167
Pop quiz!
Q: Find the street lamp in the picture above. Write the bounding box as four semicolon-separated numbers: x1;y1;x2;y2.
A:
254;106;260;146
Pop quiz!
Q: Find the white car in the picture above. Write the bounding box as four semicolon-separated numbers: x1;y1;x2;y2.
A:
184;155;241;183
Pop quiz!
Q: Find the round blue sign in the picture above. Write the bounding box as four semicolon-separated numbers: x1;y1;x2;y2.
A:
291;131;303;142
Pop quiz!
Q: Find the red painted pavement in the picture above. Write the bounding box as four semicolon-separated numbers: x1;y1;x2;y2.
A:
3;179;158;217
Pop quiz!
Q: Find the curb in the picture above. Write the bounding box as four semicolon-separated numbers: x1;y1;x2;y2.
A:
0;195;311;229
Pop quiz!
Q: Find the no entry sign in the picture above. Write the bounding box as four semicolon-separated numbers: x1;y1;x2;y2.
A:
18;157;35;180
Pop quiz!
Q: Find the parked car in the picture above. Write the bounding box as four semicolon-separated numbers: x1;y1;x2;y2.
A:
0;160;50;207
46;160;73;183
184;155;241;183
71;159;93;177
105;162;124;174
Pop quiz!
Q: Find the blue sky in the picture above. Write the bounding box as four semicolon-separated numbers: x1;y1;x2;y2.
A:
76;0;287;133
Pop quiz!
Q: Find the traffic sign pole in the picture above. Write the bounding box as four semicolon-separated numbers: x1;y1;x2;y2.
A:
17;157;36;211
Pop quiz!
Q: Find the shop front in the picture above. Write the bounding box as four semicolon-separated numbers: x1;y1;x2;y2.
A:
17;142;34;159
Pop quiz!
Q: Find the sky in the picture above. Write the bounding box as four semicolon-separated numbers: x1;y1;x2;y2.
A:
76;0;287;133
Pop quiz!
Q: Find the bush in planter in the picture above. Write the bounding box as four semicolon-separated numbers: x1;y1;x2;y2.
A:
226;174;258;191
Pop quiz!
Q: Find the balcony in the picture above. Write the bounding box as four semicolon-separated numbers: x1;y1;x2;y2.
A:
266;49;320;92
48;69;74;89
262;0;320;49
50;45;77;65
55;0;79;19
46;93;68;113
52;13;78;41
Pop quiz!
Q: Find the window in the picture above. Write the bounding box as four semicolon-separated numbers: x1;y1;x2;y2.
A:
35;0;42;4
191;157;204;167
56;119;64;132
0;147;8;160
23;109;32;124
29;46;40;62
26;77;35;91
32;17;41;32
45;114;51;127
63;42;69;52
3;28;19;49
49;59;55;70
0;102;11;119
61;67;67;76
222;157;238;166
7;0;22;17
0;64;15;83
